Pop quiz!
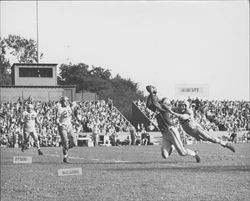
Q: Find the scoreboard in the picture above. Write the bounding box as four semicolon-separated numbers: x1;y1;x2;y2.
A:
12;63;57;86
0;63;76;102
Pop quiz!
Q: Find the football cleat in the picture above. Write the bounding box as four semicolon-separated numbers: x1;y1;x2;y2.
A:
63;156;69;163
223;143;235;153
21;145;24;152
21;144;27;152
194;151;201;163
38;149;44;155
69;142;73;149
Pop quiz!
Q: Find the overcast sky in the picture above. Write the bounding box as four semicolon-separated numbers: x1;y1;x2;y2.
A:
1;1;249;100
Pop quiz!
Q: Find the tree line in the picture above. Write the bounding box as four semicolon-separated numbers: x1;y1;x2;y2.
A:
0;35;146;120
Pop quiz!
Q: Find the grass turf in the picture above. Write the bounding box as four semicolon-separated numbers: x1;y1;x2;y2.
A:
1;143;250;201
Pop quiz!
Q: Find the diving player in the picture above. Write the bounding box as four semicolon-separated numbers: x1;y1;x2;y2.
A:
168;100;235;152
56;96;79;163
21;104;43;155
146;85;200;162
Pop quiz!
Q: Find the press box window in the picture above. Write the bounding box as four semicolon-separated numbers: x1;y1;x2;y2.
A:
19;68;53;77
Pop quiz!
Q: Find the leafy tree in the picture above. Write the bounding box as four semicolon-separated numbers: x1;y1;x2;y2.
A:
58;63;112;92
58;63;145;119
89;66;111;80
0;34;43;85
0;41;11;85
2;34;42;63
108;76;145;118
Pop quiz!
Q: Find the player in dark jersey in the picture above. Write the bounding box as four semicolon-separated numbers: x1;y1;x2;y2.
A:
146;85;200;162
168;100;235;152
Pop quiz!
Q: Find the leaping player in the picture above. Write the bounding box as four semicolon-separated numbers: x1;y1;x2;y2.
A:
56;96;79;163
21;104;43;155
146;85;201;163
168;100;235;152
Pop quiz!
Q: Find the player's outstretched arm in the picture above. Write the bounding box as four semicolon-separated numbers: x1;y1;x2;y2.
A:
146;85;167;112
167;108;189;120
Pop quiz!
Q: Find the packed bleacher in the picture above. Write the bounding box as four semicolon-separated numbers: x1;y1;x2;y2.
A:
0;99;132;148
1;98;249;148
135;98;250;132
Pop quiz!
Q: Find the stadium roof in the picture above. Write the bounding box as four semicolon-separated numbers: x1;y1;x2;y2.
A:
12;63;58;67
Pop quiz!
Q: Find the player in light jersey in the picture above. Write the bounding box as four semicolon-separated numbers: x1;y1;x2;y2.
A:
146;85;200;162
168;100;235;152
56;96;78;163
21;104;43;155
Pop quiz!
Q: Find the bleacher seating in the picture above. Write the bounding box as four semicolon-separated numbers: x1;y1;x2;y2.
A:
0;99;133;147
133;99;250;132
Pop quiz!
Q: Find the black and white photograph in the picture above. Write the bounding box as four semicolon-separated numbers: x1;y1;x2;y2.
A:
0;0;249;200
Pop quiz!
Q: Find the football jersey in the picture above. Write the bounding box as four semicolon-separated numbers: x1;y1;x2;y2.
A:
57;105;72;126
179;110;199;135
22;111;37;131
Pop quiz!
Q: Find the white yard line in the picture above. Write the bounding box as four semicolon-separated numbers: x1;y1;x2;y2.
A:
114;160;133;163
45;153;133;163
45;153;61;158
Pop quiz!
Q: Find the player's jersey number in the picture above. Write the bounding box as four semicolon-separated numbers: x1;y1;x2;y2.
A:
25;114;35;121
61;110;71;118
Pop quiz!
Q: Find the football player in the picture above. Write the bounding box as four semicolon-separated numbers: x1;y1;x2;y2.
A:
21;104;43;155
56;96;79;163
168;100;235;152
146;85;200;162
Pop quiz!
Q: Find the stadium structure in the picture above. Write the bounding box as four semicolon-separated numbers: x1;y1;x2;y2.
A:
0;63;97;102
0;63;75;102
0;63;247;147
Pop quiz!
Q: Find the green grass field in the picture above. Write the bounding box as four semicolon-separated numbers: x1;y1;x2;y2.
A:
1;143;250;201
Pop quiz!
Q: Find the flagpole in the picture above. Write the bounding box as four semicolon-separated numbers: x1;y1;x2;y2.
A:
36;0;39;63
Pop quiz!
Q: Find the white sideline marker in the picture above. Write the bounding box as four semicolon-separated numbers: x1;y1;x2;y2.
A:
58;167;82;176
13;156;32;164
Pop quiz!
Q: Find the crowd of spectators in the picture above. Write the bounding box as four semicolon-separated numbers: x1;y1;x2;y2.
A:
75;100;131;133
135;98;250;132
1;97;249;148
0;99;132;148
135;100;159;128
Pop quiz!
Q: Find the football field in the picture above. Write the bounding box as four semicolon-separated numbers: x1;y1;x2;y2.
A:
1;143;250;201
